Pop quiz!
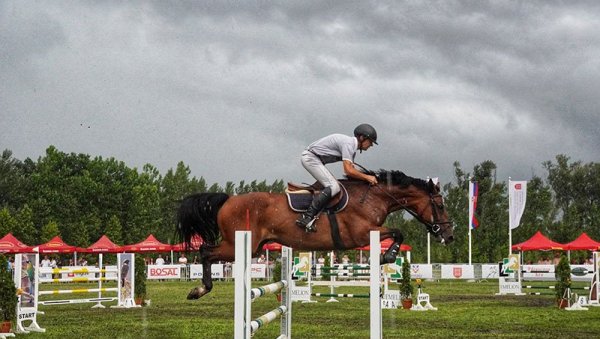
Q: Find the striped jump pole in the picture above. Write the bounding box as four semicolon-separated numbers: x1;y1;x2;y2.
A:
234;230;292;339
311;293;370;299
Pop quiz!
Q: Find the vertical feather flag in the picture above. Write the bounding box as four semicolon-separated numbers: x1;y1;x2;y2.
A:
469;181;479;230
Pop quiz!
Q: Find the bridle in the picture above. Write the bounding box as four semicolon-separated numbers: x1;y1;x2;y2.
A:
374;185;454;237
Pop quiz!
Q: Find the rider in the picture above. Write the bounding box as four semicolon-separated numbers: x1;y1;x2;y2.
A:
295;123;379;232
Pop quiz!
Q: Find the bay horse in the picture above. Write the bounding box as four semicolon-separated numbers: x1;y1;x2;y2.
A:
176;169;454;300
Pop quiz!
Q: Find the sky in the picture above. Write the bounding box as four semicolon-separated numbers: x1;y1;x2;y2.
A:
2;1;599;188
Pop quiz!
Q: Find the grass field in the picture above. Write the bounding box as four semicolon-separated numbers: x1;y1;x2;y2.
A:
21;279;600;338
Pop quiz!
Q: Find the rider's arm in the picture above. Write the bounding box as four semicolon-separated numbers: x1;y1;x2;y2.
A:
342;160;378;185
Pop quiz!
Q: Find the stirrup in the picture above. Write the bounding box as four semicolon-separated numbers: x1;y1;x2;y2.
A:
305;218;317;233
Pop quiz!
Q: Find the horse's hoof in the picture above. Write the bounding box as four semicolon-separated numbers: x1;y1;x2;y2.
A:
187;287;201;300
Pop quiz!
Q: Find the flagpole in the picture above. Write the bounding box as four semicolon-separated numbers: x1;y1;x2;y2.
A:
508;177;512;256
468;176;472;265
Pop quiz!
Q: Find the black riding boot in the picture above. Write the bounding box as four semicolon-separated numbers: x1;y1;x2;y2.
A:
296;187;333;232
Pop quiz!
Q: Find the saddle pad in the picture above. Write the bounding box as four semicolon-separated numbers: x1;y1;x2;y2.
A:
285;185;349;213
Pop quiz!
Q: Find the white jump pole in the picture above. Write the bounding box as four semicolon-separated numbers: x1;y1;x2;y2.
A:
370;230;382;339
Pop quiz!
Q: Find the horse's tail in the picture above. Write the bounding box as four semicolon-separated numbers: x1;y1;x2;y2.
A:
177;193;230;248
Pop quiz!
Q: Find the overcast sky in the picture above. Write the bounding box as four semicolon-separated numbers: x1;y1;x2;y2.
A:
2;1;599;187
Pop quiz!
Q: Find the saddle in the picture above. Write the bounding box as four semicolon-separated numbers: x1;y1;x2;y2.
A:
285;182;349;213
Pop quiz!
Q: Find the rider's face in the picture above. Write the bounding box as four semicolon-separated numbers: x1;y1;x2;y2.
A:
359;138;374;151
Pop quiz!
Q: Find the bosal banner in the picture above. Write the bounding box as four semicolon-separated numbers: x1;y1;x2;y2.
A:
509;180;527;230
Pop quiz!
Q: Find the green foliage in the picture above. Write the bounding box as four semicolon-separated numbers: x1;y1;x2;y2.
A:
399;258;413;300
0;254;17;322
14;205;37;245
134;255;147;300
554;254;571;301
104;215;123;245
272;259;282;282
40;220;60;243
0;208;17;239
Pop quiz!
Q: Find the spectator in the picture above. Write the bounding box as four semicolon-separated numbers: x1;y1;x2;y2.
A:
317;255;325;265
342;254;350;264
257;254;266;264
155;254;165;265
178;253;188;265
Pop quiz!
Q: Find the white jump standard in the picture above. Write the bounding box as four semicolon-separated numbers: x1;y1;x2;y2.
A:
234;230;292;338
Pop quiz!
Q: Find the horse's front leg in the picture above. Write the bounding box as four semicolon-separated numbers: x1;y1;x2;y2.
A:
379;227;404;264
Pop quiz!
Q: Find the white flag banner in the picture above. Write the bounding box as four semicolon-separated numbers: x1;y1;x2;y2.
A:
509;180;527;230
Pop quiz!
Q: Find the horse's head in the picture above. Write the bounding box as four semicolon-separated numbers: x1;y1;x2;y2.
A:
376;170;454;244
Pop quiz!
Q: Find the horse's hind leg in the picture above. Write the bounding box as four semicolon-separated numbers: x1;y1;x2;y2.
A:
380;228;404;264
187;245;215;300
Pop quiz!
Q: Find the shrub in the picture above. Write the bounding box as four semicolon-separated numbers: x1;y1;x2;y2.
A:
134;255;147;301
554;254;571;302
400;258;413;300
0;255;17;323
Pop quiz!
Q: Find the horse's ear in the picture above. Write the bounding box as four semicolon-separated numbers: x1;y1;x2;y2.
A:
427;179;435;192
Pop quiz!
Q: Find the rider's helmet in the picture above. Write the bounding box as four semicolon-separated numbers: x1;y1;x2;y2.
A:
353;124;378;145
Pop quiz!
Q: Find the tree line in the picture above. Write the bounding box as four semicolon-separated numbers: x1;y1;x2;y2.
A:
1;146;599;264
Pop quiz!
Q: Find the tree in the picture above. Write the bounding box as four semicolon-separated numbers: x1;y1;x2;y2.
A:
40;220;60;243
105;215;123;245
0;208;16;237
14;204;37;245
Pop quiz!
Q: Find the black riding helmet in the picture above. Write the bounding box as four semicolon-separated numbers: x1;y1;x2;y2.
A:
353;123;378;145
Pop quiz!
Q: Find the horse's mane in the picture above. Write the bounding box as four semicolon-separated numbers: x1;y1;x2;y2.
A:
342;169;430;192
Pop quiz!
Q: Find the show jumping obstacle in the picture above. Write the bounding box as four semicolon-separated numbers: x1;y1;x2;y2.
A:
497;252;600;310
234;230;292;338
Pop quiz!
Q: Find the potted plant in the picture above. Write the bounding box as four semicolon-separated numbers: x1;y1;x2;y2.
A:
134;255;147;306
0;254;17;333
555;253;571;308
399;258;413;309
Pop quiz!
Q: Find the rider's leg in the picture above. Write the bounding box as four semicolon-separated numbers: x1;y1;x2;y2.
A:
296;186;333;231
296;151;340;232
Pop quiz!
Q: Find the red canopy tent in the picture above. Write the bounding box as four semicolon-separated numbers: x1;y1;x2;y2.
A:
0;233;34;253
81;235;123;253
121;234;172;252
36;236;84;254
356;239;412;252
563;233;600;251
172;235;203;252
262;242;283;251
511;231;564;251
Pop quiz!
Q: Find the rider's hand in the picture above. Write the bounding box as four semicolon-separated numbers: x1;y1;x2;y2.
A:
368;175;378;186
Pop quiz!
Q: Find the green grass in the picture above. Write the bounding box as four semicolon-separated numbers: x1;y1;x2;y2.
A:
20;280;600;338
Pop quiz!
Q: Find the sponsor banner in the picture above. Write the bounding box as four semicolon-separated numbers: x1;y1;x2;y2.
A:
410;264;433;279
290;282;311;302
481;264;499;279
147;265;181;280
440;265;475;279
189;264;224;279
381;290;400;309
232;263;267;279
498;279;522;294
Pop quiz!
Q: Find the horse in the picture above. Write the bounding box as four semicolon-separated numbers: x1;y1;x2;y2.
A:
176;169;454;300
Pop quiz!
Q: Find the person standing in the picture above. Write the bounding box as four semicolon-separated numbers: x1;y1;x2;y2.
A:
296;124;379;232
